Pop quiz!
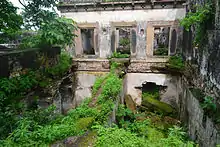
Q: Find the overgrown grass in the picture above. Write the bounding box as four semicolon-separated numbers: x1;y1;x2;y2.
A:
0;60;196;147
93;124;195;147
167;55;185;71
0;62;123;146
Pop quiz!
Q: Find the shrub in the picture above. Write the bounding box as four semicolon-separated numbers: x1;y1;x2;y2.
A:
154;48;168;56
201;96;216;112
45;52;72;77
167;55;185;71
110;52;130;58
93;125;148;147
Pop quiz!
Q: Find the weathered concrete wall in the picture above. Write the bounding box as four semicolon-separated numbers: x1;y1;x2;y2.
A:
0;47;61;78
63;9;185;24
123;73;179;106
177;78;220;147
72;71;108;108
63;9;185;58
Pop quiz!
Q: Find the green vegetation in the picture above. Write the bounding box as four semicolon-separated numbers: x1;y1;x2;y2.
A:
93;124;195;147
0;62;195;146
142;97;174;114
201;96;216;113
142;92;159;100
180;4;213;46
19;17;77;49
0;52;72;140
0;0;23;43
119;38;130;47
110;52;130;58
154;48;168;56
142;89;174;115
45;53;72;77
167;55;185;71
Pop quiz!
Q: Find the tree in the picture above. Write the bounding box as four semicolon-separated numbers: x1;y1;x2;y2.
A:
0;0;23;43
18;0;58;29
18;0;77;49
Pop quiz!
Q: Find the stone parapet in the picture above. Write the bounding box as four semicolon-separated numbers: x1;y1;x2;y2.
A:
127;57;168;73
58;0;186;12
72;57;168;73
72;58;110;72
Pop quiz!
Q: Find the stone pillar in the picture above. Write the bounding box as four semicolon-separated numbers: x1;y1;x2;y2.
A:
99;23;111;58
169;29;177;56
115;29;120;50
136;22;147;59
146;24;154;56
94;24;100;57
74;29;83;57
131;28;137;57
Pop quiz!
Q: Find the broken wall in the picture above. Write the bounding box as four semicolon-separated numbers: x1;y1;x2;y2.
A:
63;9;185;58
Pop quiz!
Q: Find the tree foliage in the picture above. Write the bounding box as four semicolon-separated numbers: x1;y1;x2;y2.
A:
19;0;58;29
17;0;77;49
0;0;23;43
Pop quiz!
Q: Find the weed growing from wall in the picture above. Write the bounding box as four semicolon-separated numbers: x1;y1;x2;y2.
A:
167;55;185;71
180;4;214;46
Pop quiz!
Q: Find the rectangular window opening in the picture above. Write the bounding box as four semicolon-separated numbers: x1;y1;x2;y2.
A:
153;27;170;56
115;27;131;55
81;29;95;55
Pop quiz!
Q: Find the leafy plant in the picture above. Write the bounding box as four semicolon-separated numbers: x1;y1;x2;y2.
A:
0;0;23;43
19;0;58;29
93;125;148;147
180;4;213;45
45;52;72;77
201;96;216;112
19;17;77;49
142;91;160;100
119;38;130;47
167;55;185;71
40;17;77;48
110;52;130;58
154;48;168;56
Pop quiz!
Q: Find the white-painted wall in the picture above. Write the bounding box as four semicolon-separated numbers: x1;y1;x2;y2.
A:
62;9;185;24
63;9;186;58
124;73;173;105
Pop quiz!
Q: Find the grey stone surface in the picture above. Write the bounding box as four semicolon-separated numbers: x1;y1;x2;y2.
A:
73;72;107;108
178;79;220;147
123;73;177;106
99;24;111;58
160;77;179;109
136;22;147;59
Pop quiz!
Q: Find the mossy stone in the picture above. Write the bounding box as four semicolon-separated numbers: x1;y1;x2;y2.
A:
75;117;94;131
142;97;174;115
125;94;136;113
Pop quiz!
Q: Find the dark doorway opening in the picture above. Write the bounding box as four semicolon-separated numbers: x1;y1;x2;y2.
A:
81;29;95;55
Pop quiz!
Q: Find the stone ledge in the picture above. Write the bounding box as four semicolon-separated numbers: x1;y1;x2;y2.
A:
58;0;186;12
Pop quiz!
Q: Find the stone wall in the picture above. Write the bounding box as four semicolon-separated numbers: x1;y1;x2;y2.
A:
123;73;179;106
72;71;108;108
181;0;220;122
177;78;220;147
0;47;61;78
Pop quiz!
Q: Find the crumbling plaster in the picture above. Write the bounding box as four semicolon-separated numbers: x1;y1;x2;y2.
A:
63;9;185;58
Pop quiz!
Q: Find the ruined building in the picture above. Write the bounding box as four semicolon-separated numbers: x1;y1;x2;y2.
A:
57;0;220;146
58;0;186;58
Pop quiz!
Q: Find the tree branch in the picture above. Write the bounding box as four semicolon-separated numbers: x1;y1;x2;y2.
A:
18;0;27;9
